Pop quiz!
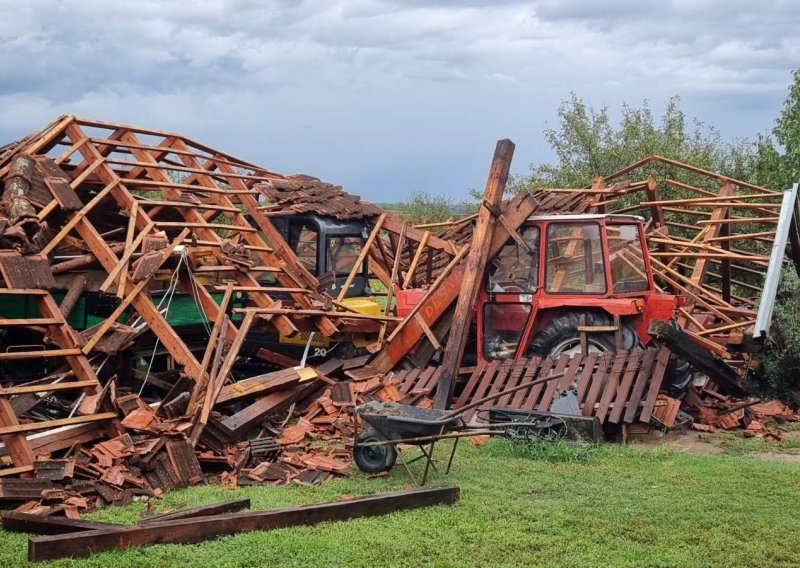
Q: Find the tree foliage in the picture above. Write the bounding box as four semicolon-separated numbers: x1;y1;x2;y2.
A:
754;271;800;401
508;94;757;193
390;191;468;225
753;68;800;190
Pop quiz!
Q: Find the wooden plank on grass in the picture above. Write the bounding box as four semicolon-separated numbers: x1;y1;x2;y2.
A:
138;499;250;525
2;512;122;534
29;486;461;561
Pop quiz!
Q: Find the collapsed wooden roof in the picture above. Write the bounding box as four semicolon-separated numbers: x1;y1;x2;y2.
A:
571;156;800;360
0;116;795;495
0;115;424;471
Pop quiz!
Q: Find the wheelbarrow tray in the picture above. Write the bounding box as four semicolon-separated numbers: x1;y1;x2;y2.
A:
356;401;463;441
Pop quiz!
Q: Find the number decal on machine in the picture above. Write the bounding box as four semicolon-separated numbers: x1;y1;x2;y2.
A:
312;348;327;358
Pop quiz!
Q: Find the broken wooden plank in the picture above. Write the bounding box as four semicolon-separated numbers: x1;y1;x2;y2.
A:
29;486;460;561
0;412;117;436
214;367;304;407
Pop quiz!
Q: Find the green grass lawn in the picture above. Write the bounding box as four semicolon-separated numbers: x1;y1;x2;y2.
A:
3;439;800;567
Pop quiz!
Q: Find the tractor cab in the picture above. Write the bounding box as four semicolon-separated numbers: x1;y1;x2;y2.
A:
272;214;372;298
478;214;682;362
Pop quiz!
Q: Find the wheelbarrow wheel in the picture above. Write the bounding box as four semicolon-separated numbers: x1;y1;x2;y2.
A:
354;428;397;473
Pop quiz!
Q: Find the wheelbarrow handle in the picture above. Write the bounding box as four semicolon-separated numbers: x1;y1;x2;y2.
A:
435;371;566;422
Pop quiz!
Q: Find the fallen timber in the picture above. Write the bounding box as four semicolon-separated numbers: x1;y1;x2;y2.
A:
27;486;460;561
0;115;796;529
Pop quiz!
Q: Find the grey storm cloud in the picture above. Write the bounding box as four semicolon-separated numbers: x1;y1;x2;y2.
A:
0;0;798;200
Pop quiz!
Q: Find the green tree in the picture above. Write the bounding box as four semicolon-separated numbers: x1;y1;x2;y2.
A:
753;68;800;190
391;191;458;225
756;271;800;401
509;94;756;193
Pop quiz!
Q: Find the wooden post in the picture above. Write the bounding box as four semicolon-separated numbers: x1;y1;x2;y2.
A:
434;139;514;409
58;275;87;319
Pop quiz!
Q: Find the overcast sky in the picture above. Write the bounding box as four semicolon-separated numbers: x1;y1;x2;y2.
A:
1;1;798;201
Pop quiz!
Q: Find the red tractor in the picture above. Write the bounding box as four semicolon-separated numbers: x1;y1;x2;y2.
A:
476;213;691;394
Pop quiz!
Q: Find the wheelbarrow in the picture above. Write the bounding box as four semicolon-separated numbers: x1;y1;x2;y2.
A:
353;401;466;485
352;368;572;485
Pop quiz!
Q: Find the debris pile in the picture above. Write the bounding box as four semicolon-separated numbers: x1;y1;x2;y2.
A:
0;116;798;519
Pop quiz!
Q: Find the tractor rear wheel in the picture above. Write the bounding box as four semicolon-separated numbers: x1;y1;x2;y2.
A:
527;312;638;358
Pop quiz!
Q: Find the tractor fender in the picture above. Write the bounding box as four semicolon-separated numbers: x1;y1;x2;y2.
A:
536;297;643;316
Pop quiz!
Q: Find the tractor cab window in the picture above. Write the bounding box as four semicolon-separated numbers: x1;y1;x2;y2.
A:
545;222;606;294
482;302;532;360
607;223;649;294
487;226;540;293
288;222;318;274
327;236;364;276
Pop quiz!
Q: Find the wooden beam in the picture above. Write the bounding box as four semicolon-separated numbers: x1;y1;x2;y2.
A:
28;486;460;561
372;192;536;373
402;230;430;289
0;412;117;436
191;310;257;444
40;179;119;255
138;499;251;525
434;139;514;409
97;219;154;293
116;199;138;298
0;397;34;467
187;281;235;416
337;212;386;302
0;381;97;395
58;275;87;319
83;228;190;353
2;512;122;535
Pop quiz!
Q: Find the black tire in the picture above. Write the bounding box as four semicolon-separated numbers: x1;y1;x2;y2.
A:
527;311;638;357
662;355;692;398
354;428;397;473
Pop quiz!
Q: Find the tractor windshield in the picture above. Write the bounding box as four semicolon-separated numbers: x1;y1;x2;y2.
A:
607;222;649;293
545;222;607;294
487;226;539;293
